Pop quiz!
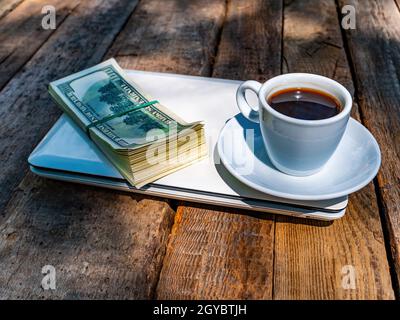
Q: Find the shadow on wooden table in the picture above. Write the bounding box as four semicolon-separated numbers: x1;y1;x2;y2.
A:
174;200;333;227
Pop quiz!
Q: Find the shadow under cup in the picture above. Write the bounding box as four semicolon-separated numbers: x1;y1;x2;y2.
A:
258;74;353;176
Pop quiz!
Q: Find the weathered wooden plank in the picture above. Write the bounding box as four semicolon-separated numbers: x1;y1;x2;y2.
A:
156;204;275;299
0;0;23;20
212;0;282;82
0;174;175;299
107;0;226;76
337;0;400;294
0;0;138;217
156;0;283;299
0;0;80;91
0;0;178;299
273;0;394;299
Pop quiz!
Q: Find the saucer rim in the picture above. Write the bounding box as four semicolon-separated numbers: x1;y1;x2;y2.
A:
217;117;381;201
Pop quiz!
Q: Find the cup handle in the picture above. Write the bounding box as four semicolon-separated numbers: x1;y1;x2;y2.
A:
236;80;262;123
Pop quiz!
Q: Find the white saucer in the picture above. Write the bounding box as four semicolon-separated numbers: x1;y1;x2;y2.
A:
217;114;381;200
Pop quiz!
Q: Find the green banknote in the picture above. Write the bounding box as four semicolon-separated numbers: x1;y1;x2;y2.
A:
49;58;201;150
48;59;206;188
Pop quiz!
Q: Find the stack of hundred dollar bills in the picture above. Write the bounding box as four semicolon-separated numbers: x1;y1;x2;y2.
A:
49;59;206;188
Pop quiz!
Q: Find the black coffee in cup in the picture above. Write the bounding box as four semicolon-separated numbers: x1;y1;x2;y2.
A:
267;88;342;120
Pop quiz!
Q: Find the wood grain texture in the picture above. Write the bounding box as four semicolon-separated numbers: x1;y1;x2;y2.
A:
107;0;226;76
0;0;23;20
212;0;282;82
156;0;283;300
0;0;228;299
0;0;138;218
157;205;275;299
338;0;400;294
0;0;176;299
0;0;80;91
273;0;394;299
0;174;174;299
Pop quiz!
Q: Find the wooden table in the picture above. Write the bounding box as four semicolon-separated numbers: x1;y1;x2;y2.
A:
0;0;399;300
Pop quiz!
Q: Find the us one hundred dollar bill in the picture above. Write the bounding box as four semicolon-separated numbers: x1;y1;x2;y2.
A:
49;58;202;150
49;58;206;187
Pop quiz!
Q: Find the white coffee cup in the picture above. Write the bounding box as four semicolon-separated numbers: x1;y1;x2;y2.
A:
236;73;353;176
